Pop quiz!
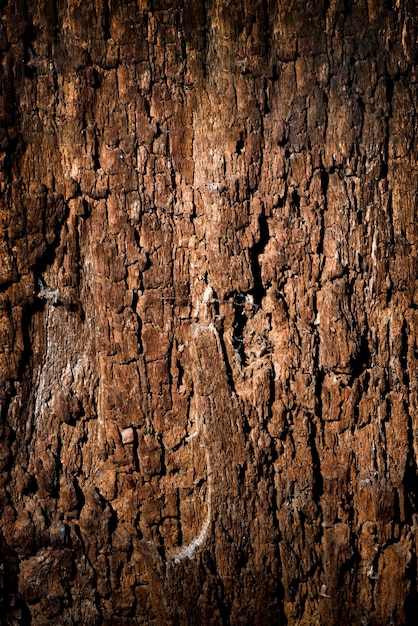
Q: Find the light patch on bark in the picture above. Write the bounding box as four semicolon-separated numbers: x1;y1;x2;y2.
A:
173;445;212;564
172;321;218;563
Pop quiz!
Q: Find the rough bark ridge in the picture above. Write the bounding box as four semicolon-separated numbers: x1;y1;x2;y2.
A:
0;0;417;624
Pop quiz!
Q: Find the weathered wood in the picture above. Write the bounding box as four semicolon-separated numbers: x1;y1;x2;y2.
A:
0;1;417;624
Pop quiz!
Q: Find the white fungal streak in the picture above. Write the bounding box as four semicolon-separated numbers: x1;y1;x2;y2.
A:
70;162;80;180
33;307;54;423
173;446;212;564
192;321;215;333
192;283;215;320
185;425;200;441
172;320;217;564
33;354;47;424
371;225;378;266
202;285;213;303
185;406;205;442
365;216;378;306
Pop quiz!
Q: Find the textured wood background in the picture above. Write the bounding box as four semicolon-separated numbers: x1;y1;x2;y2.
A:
0;1;417;624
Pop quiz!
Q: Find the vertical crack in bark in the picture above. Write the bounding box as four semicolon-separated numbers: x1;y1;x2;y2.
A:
232;293;247;368
250;209;269;306
318;168;328;256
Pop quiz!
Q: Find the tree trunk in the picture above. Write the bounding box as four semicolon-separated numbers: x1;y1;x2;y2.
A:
0;1;417;624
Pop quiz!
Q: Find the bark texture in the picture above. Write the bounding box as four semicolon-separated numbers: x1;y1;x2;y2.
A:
0;0;417;624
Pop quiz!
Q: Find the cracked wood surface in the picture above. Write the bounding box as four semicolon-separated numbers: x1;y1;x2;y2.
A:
0;1;417;624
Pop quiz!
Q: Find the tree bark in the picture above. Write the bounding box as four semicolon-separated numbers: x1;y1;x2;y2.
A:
0;1;417;624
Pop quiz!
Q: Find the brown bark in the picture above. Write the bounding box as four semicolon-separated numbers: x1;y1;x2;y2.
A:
0;1;417;624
